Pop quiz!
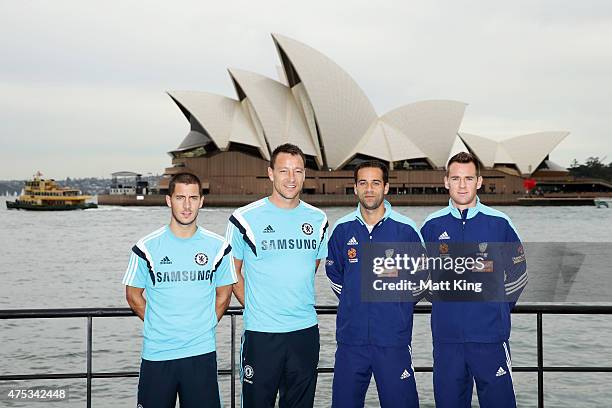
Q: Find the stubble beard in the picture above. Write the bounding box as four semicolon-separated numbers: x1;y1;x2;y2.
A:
360;194;384;211
451;190;476;207
274;181;301;201
171;208;198;227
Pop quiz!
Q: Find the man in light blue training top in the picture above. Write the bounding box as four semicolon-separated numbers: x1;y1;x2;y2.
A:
420;152;527;408
226;143;328;408
326;160;426;408
123;172;236;408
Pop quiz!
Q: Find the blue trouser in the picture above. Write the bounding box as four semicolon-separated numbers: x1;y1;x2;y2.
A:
433;342;516;408
332;343;419;408
137;351;220;408
240;325;319;408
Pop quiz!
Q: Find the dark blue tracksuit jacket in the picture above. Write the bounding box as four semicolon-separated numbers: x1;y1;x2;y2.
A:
420;197;528;343
325;201;427;347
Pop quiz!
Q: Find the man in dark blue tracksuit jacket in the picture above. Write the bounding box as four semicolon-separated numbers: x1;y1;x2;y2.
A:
326;161;427;408
420;152;527;408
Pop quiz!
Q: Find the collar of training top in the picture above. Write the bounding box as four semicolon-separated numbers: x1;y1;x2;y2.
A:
352;200;392;225
447;196;482;220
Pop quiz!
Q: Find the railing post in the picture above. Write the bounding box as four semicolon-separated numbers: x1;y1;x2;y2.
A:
537;312;544;408
231;314;236;408
2;305;612;407
87;315;93;408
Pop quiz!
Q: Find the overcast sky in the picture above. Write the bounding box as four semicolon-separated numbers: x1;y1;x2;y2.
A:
1;0;611;179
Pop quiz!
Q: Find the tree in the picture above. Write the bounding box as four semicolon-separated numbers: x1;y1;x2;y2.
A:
569;157;612;181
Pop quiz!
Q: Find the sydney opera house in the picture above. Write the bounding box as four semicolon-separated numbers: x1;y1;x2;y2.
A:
155;34;579;204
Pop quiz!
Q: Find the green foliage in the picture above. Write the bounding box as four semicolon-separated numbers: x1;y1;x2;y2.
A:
569;157;612;181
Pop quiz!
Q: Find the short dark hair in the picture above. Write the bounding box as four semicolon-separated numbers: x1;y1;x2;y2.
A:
168;172;201;196
354;160;389;184
270;143;306;169
446;152;480;176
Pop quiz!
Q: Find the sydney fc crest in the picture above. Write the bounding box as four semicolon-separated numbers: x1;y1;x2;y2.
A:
477;242;488;258
301;223;314;235
194;253;208;266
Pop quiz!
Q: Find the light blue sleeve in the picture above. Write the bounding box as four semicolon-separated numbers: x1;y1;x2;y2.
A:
226;215;246;260
122;250;147;288
316;217;329;260
214;241;237;287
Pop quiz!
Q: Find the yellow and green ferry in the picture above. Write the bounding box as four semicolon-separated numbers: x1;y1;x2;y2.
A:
6;172;97;211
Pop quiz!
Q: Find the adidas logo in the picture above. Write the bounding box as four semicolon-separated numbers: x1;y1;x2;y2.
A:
400;369;411;380
263;225;275;233
160;256;172;265
347;236;358;245
438;231;450;240
495;367;507;377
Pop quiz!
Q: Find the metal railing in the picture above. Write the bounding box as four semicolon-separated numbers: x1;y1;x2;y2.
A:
1;305;611;408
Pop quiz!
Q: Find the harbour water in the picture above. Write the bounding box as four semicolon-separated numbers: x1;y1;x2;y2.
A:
1;197;611;407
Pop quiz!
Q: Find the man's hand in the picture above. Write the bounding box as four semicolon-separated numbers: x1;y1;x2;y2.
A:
125;286;146;321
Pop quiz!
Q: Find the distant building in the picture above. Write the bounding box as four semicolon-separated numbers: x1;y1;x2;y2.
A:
159;34;571;199
110;172;148;195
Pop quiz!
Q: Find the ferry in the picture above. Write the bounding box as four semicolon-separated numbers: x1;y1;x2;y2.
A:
594;197;612;208
5;172;97;211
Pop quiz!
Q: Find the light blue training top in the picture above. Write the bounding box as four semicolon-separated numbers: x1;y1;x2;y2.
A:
122;225;236;361
227;198;328;333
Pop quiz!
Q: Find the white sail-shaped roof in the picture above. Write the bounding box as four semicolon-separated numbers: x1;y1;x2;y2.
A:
348;119;428;164
494;144;515;164
350;120;392;162
542;160;567;172
380;100;467;168
446;135;470;166
382;122;429;162
272;33;378;169
168;91;269;160
228;68;321;166
459;131;569;174
501;131;569;174
167;34;567;174
174;130;211;152
459;132;498;167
